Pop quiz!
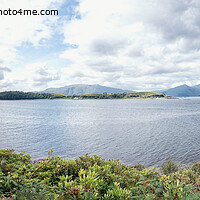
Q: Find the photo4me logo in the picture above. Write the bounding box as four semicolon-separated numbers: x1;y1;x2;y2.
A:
0;8;58;16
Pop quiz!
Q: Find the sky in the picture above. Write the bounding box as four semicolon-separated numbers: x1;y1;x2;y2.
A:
0;0;200;92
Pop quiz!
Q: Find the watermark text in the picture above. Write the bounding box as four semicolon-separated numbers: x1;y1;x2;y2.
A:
0;8;58;16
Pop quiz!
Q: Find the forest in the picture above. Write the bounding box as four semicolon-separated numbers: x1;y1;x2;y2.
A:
0;91;172;100
0;91;66;100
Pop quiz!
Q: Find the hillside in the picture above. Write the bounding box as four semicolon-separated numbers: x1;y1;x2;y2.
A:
41;84;133;95
193;84;200;90
163;84;200;97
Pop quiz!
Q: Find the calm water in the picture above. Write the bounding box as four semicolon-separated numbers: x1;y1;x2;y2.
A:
0;98;200;167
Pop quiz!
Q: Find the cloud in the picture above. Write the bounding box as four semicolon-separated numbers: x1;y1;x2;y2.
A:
0;82;15;90
0;0;64;65
0;67;11;80
0;62;62;91
60;0;200;91
1;0;200;91
0;0;66;91
86;59;123;72
0;66;13;91
90;38;130;56
25;62;60;89
0;67;11;72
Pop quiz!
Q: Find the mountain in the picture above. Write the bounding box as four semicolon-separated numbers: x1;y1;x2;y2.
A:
193;84;200;90
163;84;200;97
41;84;133;95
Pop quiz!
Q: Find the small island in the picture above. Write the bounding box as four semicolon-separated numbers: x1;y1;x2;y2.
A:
0;91;174;100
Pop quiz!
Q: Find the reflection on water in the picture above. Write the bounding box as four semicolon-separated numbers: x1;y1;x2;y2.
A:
0;98;200;167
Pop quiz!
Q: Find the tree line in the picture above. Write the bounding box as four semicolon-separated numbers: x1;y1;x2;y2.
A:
0;91;169;100
0;91;66;100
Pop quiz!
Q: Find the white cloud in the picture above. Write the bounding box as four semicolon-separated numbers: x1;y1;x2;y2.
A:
0;62;61;91
60;0;200;91
0;0;64;91
0;65;13;90
0;67;11;80
24;62;60;90
0;0;63;64
1;0;200;91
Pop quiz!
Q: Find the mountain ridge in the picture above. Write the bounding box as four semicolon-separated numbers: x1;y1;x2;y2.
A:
40;83;200;97
162;84;200;97
41;84;133;95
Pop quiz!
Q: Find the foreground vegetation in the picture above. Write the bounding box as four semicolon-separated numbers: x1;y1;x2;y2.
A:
0;149;200;199
0;91;173;100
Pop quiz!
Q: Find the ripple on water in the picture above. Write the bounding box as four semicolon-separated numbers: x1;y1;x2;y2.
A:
0;98;200;167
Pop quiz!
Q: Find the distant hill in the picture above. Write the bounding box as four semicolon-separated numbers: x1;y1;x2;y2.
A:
41;84;133;95
162;84;200;97
193;84;200;90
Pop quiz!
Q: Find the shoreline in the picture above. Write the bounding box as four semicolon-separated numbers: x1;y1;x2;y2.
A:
0;97;177;101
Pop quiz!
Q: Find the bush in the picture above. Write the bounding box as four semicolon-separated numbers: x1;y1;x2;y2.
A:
0;149;200;199
132;163;145;171
160;157;179;175
192;162;200;174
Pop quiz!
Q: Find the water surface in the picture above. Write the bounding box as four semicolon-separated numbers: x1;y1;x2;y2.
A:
0;98;200;167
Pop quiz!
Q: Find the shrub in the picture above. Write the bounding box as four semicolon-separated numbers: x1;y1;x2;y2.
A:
160;157;179;175
0;149;200;199
132;163;145;171
192;162;200;174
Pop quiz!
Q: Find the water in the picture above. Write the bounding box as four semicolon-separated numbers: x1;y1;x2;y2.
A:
0;98;200;167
